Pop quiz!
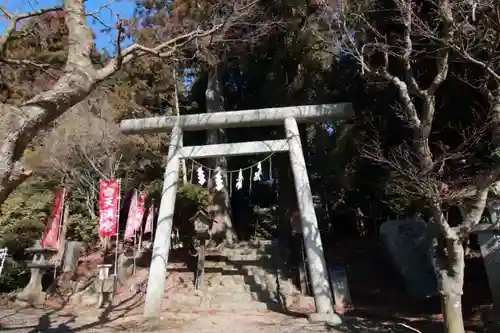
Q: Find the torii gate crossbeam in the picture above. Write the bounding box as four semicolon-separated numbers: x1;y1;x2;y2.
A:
119;103;353;323
120;103;352;134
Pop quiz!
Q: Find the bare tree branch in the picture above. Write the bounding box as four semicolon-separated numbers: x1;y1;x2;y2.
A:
85;0;120;16
0;0;227;205
96;24;223;80
0;4;63;62
339;0;499;240
400;0;424;97
0;57;57;69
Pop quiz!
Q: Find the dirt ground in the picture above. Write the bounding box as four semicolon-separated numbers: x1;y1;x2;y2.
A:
0;237;496;333
0;305;467;333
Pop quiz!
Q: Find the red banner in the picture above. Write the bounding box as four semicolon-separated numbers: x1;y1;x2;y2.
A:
99;180;120;237
124;191;146;240
144;205;154;234
41;188;67;247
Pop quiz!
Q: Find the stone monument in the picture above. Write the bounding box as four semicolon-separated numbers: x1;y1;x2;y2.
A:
476;199;500;315
380;218;436;299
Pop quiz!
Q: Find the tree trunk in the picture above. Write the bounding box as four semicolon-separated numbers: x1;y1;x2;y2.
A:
429;200;466;333
432;241;466;333
0;0;97;207
0;71;96;206
439;241;466;333
439;237;466;333
205;65;237;244
441;292;465;333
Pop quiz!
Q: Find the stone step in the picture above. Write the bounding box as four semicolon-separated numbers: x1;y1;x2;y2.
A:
164;284;297;312
213;274;246;286
224;239;274;249
199;262;299;295
204;252;273;265
209;300;272;311
164;287;281;310
225;277;292;298
208;283;250;294
225;253;272;262
189;280;275;299
248;273;297;297
204;258;273;269
184;271;294;300
163;238;300;306
284;294;315;311
208;291;260;303
164;293;203;307
202;262;274;275
216;250;271;257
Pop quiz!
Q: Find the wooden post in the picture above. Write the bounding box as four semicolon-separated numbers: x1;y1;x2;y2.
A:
194;240;206;290
103;237;110;254
299;238;310;295
138;227;143;251
143;126;182;317
284;117;335;315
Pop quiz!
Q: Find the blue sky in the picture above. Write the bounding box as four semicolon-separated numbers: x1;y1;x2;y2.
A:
0;0;135;51
0;0;195;87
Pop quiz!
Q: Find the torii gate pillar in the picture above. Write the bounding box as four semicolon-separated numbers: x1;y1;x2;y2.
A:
285;117;336;317
142;126;182;317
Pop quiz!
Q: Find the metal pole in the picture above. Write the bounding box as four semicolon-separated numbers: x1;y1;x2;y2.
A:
143;126;182;317
151;199;155;241
133;190;138;276
133;231;137;275
284;117;335;315
55;189;67;250
52;189;67;282
113;179;122;279
138;193;145;250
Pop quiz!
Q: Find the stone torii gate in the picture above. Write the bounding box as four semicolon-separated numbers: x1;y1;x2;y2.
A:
120;103;353;321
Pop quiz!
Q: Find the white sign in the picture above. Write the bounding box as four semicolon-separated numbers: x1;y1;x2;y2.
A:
0;248;8;277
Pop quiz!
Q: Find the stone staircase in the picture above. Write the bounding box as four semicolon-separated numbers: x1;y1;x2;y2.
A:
162;239;303;311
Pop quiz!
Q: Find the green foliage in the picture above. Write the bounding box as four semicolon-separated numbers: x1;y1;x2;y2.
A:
66;213;98;245
0;263;30;293
176;183;209;214
253;208;278;238
174;183;210;244
0;219;45;261
0;180;54;225
0;180;52;259
0;180;51;292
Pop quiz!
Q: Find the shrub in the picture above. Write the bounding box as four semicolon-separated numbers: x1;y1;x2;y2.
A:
176;183;210;213
66;213;98;244
0;262;29;293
